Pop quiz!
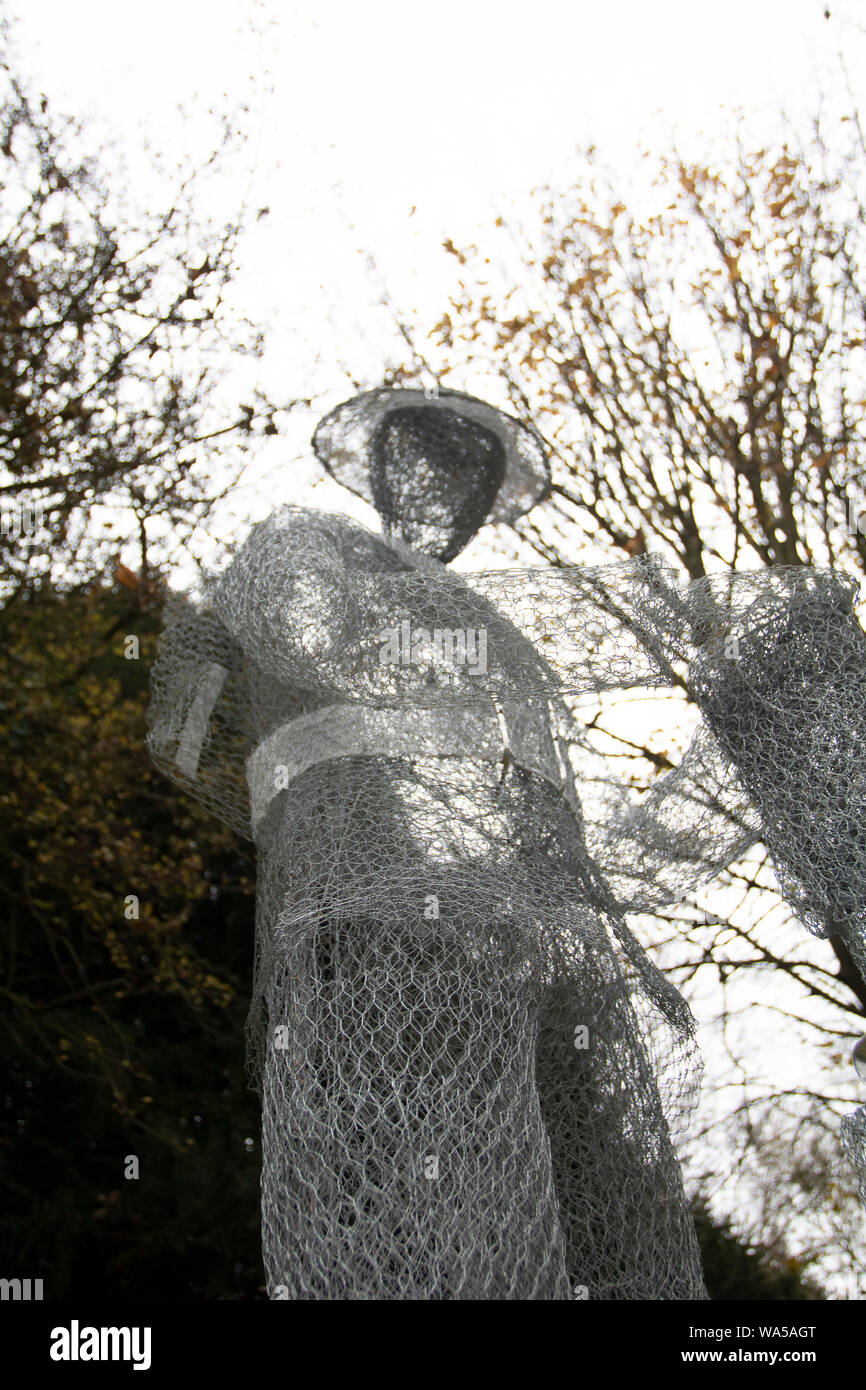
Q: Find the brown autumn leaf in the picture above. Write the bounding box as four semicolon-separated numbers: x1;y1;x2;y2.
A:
114;561;140;590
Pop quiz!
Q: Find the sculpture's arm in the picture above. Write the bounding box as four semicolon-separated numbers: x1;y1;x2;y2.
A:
578;717;763;916
685;566;866;980
682;565;866;1197
146;593;255;839
555;562;866;923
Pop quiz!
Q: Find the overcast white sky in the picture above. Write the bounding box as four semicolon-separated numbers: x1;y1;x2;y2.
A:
9;0;866;544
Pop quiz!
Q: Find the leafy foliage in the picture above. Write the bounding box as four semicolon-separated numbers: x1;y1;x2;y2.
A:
0;582;261;1297
692;1198;825;1301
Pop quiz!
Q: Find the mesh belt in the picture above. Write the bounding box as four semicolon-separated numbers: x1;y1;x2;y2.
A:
244;700;565;835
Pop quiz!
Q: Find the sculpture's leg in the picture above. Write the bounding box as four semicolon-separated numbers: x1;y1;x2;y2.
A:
258;909;572;1299
534;929;707;1300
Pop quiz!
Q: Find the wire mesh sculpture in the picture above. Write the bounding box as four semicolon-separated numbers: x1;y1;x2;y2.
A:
147;386;866;1299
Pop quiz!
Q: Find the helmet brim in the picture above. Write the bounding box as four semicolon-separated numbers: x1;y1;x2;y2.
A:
311;387;551;525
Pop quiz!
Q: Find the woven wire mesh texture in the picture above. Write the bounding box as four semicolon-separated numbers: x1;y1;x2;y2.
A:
365;405;507;561
687;569;866;1202
147;505;866;1295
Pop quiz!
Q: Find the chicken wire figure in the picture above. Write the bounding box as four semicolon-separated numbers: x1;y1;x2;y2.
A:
147;386;866;1300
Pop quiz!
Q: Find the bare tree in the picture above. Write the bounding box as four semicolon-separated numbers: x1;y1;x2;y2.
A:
0;19;307;597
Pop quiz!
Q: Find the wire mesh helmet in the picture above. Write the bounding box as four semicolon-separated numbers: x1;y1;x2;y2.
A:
311;387;551;559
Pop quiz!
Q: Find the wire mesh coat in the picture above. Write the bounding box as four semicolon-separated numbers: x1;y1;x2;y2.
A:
147;506;866;1299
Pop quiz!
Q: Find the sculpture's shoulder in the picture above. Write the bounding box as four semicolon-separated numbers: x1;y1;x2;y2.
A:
225;505;414;576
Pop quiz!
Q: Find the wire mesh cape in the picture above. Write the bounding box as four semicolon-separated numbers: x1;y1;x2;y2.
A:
147;505;866;1298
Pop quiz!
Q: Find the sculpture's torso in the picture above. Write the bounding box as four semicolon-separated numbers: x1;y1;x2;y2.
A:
204;509;707;1300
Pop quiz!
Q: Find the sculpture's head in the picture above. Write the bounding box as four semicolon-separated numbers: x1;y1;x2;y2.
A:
312;386;550;562
367;405;504;560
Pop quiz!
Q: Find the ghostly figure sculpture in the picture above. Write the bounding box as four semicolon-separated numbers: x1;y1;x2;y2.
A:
148;387;866;1299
